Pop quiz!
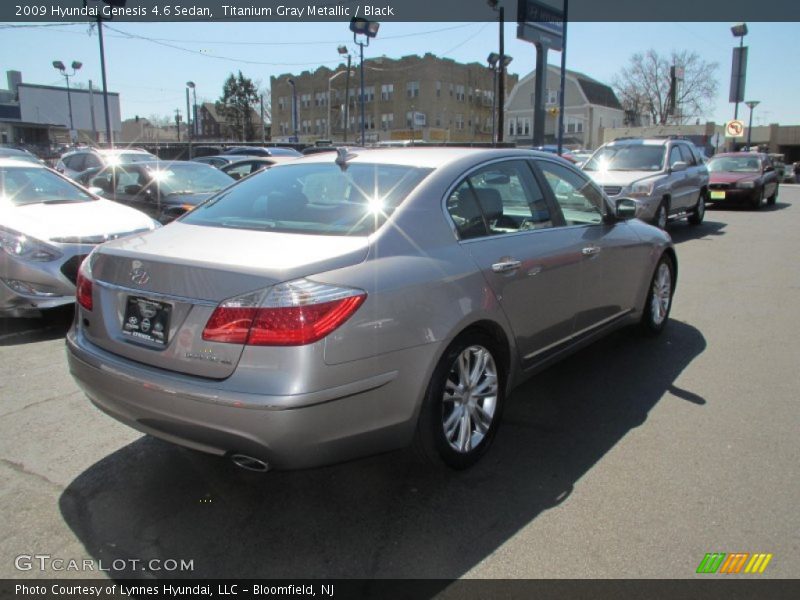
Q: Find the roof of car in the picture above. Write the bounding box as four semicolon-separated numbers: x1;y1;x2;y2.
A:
287;146;554;169
63;147;154;156
605;138;672;147
710;152;766;158
0;157;46;168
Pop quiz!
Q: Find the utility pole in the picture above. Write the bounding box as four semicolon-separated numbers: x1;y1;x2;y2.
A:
260;94;266;144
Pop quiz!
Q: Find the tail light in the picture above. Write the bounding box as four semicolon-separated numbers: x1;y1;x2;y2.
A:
203;279;366;346
76;262;93;311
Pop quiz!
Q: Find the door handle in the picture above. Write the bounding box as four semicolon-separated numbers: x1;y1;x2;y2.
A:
491;260;522;273
582;246;601;257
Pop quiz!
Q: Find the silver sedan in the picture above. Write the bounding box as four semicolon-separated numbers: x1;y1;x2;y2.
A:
0;159;158;317
66;148;677;470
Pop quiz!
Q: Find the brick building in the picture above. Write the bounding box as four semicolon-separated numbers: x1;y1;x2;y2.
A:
271;53;518;144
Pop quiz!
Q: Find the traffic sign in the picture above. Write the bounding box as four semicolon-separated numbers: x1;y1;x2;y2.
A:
517;0;564;52
725;120;744;138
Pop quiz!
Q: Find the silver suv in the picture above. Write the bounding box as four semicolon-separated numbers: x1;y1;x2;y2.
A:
55;147;156;180
583;137;709;229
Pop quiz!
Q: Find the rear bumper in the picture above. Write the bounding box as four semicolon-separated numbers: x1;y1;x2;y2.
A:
66;328;438;469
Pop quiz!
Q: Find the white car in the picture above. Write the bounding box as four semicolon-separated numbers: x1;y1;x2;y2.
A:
1;159;159;317
55;147;156;180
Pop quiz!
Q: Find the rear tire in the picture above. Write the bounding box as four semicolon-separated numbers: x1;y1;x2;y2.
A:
640;255;675;337
413;332;505;469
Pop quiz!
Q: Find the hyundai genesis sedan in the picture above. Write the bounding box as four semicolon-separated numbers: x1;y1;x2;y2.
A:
66;148;677;470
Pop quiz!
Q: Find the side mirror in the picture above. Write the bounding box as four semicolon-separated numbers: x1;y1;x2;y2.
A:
87;186;106;197
615;198;638;220
671;161;687;173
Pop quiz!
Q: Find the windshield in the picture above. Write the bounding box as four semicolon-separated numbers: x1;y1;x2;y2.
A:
148;163;233;194
707;156;761;173
583;145;666;172
0;166;94;206
181;162;432;236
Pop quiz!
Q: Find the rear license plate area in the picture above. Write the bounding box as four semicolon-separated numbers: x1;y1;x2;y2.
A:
122;296;171;346
710;190;726;200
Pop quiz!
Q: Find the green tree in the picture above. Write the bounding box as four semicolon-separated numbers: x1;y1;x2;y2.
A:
216;71;260;141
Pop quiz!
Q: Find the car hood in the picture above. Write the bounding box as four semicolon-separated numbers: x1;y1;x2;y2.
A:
583;170;661;187
709;171;759;184
1;198;155;242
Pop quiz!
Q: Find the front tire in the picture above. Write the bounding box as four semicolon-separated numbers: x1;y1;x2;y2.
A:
640;255;675;336
688;191;706;225
413;332;505;469
767;184;778;206
750;187;764;210
652;200;669;230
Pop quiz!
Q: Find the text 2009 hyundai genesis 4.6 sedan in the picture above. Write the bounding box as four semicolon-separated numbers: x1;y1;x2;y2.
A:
66;148;677;471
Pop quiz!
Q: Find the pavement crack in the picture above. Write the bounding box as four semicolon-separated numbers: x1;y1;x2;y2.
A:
0;390;83;419
0;457;64;492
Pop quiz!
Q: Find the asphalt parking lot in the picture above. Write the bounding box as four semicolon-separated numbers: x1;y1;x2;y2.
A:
1;189;798;580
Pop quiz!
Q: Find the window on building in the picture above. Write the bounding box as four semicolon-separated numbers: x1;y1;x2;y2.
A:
406;81;420;98
546;89;560;105
381;113;394;130
456;85;465;102
449;83;454;97
380;84;394;101
523;119;530;136
301;94;312;109
455;114;464;130
278;97;287;111
315;92;327;107
435;113;443;128
436;81;441;97
363;86;375;102
509;118;515;137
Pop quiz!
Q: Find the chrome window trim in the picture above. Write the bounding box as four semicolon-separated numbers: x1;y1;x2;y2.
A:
94;280;219;307
523;309;632;361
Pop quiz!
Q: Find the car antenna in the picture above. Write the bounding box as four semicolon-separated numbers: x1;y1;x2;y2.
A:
335;147;357;171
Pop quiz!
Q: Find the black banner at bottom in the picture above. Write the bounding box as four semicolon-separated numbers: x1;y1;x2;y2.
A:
3;579;799;600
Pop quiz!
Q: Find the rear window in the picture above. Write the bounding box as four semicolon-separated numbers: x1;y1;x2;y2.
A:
181;162;432;236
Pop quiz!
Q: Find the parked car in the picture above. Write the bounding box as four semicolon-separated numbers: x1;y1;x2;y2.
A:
532;145;578;163
56;147;157;180
0;146;46;164
220;157;298;180
705;152;779;209
786;163;799;184
191;155;245;169
222;146;302;158
582;137;709;228
0;159;158;317
75;160;234;223
66;148;677;471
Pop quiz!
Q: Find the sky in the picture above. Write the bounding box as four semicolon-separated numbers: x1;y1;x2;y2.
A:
1;20;798;127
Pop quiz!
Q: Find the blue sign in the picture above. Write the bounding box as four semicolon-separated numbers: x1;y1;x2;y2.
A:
517;0;564;51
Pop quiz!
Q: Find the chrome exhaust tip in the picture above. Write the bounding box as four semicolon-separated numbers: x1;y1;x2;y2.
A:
230;453;270;472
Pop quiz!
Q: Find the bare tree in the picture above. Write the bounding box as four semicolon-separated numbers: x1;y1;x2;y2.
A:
612;50;719;125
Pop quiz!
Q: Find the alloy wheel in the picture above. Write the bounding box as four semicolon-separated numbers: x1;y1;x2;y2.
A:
441;345;499;453
650;262;672;326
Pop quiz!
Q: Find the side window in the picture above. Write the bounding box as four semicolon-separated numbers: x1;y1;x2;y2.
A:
677;144;695;165
113;168;142;195
65;154;85;171
538;161;604;226
83;154;102;169
225;164;252;181
669;146;683;168
446;160;553;240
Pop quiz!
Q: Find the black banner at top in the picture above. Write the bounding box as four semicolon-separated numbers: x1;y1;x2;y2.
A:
3;0;800;22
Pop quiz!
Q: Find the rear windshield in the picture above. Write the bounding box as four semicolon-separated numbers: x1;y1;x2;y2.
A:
0;165;94;206
584;145;666;172
148;163;233;194
181;162;432;236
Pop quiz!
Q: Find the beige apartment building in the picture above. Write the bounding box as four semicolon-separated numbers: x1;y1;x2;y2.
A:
271;53;518;144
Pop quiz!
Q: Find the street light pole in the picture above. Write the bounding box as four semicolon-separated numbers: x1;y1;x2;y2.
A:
288;79;298;142
745;100;759;150
185;84;193;159
488;1;505;143
487;53;499;144
327;68;351;140
52;60;82;144
350;18;380;147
